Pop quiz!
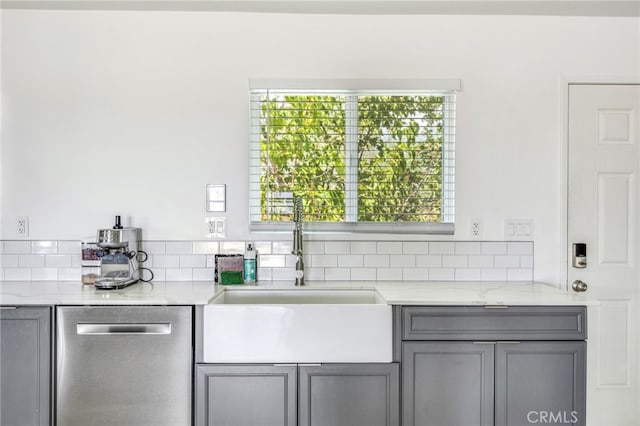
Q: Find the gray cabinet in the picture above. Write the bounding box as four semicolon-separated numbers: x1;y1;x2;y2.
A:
402;342;494;426
0;306;51;426
195;364;297;426
299;364;399;426
196;363;399;426
401;306;587;426
495;342;586;426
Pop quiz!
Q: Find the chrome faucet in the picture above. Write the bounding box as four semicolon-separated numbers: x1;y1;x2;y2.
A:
292;195;305;286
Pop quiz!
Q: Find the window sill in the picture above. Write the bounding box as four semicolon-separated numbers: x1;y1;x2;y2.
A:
249;221;454;235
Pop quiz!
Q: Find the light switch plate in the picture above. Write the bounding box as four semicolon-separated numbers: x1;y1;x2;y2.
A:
207;184;226;212
504;218;534;240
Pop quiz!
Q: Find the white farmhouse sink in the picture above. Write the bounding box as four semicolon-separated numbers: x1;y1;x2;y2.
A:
202;288;392;363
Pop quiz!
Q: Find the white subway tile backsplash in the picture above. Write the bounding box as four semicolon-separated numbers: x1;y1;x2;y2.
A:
4;268;31;280
364;255;389;268
428;268;455;281
468;255;494;268
58;268;80;281
141;241;166;255
325;268;350;281
338;255;364;268
19;255;45;268
415;255;442;268
350;241;377;255
58;240;81;254
31;241;58;254
71;256;82;268
494;255;520;268
260;255;286;268
520;255;534;268
193;268;215;281
220;241;245;254
390;255;415;268
429;242;455;255
481;268;508;281
272;241;293;254
0;239;535;284
179;255;207;268
305;268;325;281
257;268;273;281
32;268;58;281
377;242;403;254
45;255;72;268
0;255;19;268
481;242;508;255
402;242;429;254
254;241;273;255
377;268;403;281
4;241;31;254
150;269;166;281
403;268;429;281
192;241;219;255
350;268;376;281
285;254;298;268
152;255;180;268
307;255;334;268
455;242;482;255
165;241;193;255
304;241;325;254
507;268;533;281
455;268;482;281
272;268;295;280
508;242;534;255
325;241;350;255
166;268;193;281
442;255;468;268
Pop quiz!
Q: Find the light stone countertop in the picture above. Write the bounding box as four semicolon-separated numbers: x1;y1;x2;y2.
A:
0;280;600;306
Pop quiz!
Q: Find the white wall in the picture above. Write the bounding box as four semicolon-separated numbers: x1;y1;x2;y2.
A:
1;10;639;284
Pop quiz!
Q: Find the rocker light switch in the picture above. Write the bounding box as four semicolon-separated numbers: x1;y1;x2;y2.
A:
207;184;226;212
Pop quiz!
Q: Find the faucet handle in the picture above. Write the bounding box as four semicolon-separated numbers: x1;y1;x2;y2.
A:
293;196;303;222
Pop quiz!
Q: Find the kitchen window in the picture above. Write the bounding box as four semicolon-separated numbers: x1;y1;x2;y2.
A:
249;79;459;234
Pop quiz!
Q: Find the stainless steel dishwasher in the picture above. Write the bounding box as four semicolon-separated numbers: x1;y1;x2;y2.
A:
56;306;192;426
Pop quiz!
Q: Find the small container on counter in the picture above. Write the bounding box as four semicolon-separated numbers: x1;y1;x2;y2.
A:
81;241;100;285
243;244;257;284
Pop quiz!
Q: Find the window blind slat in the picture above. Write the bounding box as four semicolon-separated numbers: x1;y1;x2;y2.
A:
249;88;455;231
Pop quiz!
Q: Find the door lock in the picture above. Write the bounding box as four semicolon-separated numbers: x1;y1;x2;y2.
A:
572;243;587;268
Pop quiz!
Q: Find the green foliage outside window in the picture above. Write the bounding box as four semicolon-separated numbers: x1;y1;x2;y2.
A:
259;93;445;223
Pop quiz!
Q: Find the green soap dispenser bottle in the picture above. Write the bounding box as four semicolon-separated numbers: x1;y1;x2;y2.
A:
243;244;257;284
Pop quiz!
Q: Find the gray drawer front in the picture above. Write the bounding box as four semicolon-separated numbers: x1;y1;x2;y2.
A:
402;306;587;341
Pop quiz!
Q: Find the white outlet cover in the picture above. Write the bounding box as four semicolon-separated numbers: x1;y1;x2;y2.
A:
205;217;226;239
470;217;482;239
16;216;29;238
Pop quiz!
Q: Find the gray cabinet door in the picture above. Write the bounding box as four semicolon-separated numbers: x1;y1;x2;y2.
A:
402;342;494;426
495;341;586;426
195;364;297;426
0;306;51;426
299;364;399;426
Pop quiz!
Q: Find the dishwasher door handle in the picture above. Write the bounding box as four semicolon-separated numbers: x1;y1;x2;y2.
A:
77;323;172;335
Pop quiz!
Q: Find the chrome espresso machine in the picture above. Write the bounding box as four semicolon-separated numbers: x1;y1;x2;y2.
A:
95;216;142;289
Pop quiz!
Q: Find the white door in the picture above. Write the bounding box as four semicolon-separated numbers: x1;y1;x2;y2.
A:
568;84;640;426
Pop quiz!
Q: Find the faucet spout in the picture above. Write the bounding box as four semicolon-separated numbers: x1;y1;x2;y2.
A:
292;196;305;286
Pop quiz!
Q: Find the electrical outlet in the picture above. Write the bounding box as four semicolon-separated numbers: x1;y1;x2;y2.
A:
205;217;226;239
471;218;482;239
17;216;29;237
